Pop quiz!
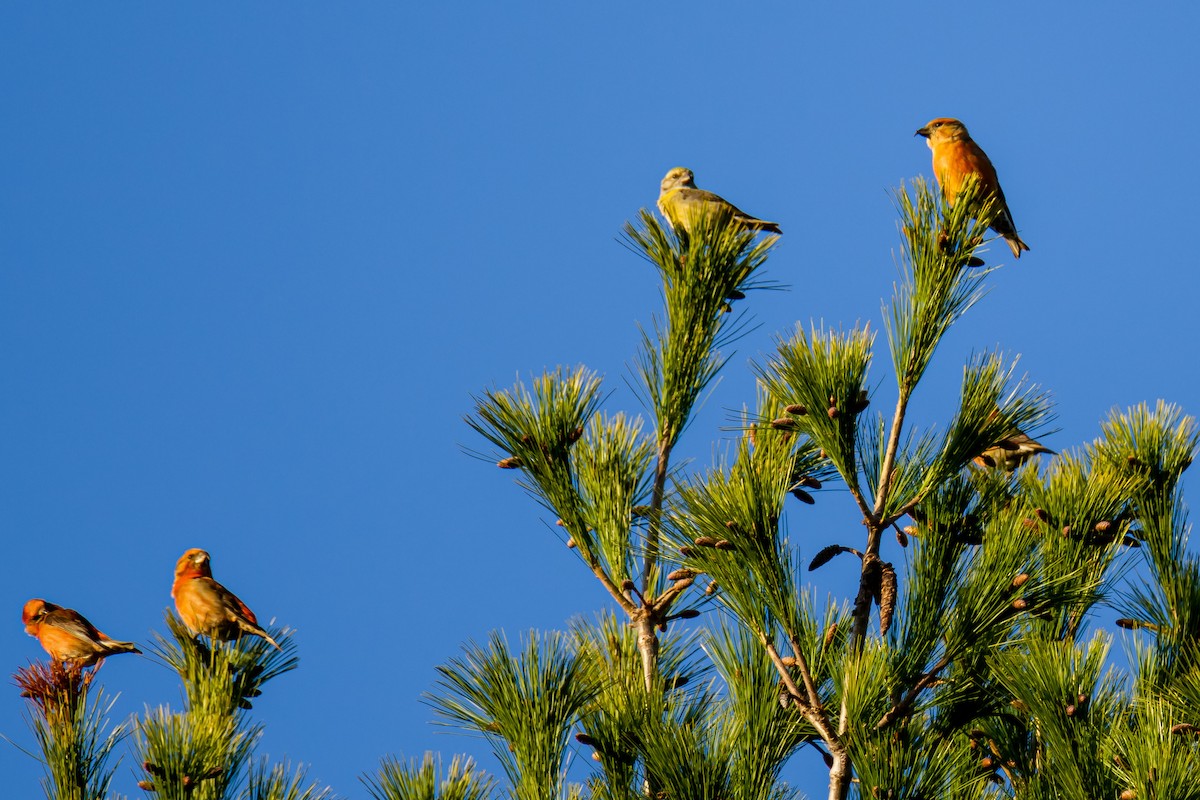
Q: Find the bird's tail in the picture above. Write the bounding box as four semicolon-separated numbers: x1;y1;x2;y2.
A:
740;217;782;234
244;620;283;652
1005;233;1031;259
102;639;142;655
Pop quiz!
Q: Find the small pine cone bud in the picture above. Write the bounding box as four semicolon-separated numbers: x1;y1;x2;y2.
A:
1115;618;1140;629
780;656;797;667
567;426;584;443
673;577;694;590
592;751;602;762
621;579;636;592
824;623;838;648
1011;699;1029;712
785;403;807;415
566;538;576;548
1022;517;1039;530
1094;520;1113;534
725;520;741;532
1066;704;1078;716
714;539;735;551
1062;525;1072;538
576;732;597;746
1035;508;1050;523
980;756;995;770
520;434;533;444
1077;693;1089;707
770;417;798;431
1011;573;1030;589
497;456;523;469
695;536;718;547
667;569;696;582
1171;723;1195;735
791;487;815;504
827;405;840;419
705;582;718;595
182;776;194;788
555;519;565;526
896;527;908;547
679;546;695;557
879;562;898;635
677;609;701;619
1119;790;1136;800
809;544;845;571
1011;598;1028;611
138;781;156;791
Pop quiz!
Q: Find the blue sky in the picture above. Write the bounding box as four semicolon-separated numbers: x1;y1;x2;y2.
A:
3;4;1199;796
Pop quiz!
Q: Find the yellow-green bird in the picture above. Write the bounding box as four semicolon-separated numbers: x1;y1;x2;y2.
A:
974;429;1054;471
657;167;781;235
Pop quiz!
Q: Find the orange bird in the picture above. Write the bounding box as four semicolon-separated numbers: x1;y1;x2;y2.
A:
916;118;1029;259
22;599;141;667
172;548;281;650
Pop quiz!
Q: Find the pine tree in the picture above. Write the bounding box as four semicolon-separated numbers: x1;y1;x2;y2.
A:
17;177;1200;800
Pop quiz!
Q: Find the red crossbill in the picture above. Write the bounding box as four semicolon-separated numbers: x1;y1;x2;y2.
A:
658;167;781;235
974;429;1054;470
172;548;281;650
22;598;141;667
916;118;1029;259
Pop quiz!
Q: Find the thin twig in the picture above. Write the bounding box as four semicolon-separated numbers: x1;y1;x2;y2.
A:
875;654;951;729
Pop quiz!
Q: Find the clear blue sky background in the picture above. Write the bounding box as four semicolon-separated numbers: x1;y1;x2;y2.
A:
3;4;1198;797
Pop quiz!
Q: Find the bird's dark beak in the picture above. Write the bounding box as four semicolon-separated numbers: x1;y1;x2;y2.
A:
915;127;930;138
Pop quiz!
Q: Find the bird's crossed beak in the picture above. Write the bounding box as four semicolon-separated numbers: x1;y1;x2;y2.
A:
915;127;930;138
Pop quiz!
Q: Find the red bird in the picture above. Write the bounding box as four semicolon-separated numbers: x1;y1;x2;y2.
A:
916;118;1029;259
22;598;141;668
172;548;281;651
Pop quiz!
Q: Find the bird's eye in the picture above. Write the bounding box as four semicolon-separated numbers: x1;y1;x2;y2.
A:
933;121;943;128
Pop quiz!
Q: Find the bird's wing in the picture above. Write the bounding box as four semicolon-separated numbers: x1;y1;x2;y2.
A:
674;187;737;211
45;608;102;643
209;578;260;625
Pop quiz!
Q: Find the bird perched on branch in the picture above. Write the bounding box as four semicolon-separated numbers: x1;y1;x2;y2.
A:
974;429;1054;470
22;598;141;668
172;548;281;650
658;167;781;235
915;118;1029;259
